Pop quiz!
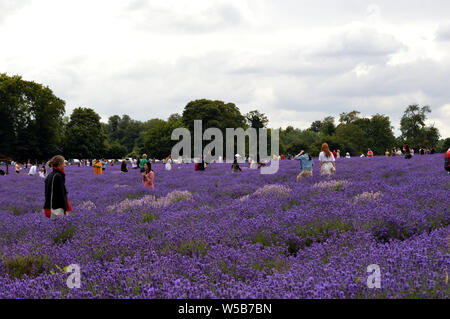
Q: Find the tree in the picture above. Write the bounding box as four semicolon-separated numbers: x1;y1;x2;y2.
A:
64;108;107;159
367;114;395;154
0;73;66;161
143;119;183;159
309;120;322;133
181;99;247;159
319;116;336;136
245;110;268;129
182;99;246;132
436;138;450;153
106;140;128;159
400;104;432;147
339;110;361;125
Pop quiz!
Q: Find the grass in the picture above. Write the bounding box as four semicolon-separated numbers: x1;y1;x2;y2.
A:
5;255;49;279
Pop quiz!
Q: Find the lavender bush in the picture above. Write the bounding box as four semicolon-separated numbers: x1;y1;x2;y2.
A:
0;155;448;298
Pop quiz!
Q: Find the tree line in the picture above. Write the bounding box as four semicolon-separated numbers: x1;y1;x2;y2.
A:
1;73;449;162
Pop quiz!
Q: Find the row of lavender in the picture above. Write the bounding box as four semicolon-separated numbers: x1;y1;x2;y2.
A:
0;155;448;298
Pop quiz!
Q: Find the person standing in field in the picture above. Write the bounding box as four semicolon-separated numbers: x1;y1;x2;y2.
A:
121;159;128;173
367;149;374;158
28;163;38;176
332;150;337;159
165;155;173;171
231;156;242;172
94;159;102;175
101;158;106;171
404;144;412;159
43;155;72;218
445;148;450;175
142;161;154;189
132;158;138;169
346;152;351;159
295;150;313;181
140;154;148;173
319;143;336;176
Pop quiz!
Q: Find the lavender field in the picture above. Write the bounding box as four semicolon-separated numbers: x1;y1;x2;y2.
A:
0;155;448;299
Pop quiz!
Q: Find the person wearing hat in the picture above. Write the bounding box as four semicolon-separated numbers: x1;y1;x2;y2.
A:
231;156;242;172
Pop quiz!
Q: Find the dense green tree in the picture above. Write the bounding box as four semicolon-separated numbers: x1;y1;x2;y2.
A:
106;140;128;159
143;119;183;159
436;138;450;153
181;99;246;159
64;107;107;159
0;73;66;162
182;99;246;132
319;116;336;136
309;120;322;133
399;104;439;147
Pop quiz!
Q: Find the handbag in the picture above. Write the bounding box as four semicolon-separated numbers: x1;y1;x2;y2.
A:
50;174;65;218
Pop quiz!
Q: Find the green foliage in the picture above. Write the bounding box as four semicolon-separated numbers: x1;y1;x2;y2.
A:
53;226;76;245
142;212;158;223
0;73;65;161
400;104;440;148
436;138;450;153
252;230;277;247
294;219;354;246
143;118;183;159
172;240;208;257
105;139;128;159
64;107;107;159
5;255;49;279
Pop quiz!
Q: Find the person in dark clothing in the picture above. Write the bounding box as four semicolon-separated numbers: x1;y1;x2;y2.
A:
43;155;72;218
231;156;242;172
121;159;128;173
404;144;412;159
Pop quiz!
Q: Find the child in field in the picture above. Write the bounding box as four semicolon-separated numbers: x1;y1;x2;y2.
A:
295;150;313;181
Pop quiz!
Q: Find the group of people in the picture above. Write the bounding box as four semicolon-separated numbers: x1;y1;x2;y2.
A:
4;143;449;220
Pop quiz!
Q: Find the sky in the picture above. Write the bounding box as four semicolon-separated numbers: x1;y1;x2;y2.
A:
1;0;449;137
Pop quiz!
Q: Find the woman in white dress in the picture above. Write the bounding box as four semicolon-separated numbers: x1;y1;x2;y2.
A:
319;143;336;176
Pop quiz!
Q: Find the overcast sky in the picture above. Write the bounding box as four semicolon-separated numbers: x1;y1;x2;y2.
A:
1;0;449;137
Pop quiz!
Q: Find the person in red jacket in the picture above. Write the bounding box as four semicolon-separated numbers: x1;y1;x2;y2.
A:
367;149;374;157
332;150;337;159
445;148;450;174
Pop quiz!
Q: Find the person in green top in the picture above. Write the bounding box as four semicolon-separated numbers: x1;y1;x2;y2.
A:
140;154;148;173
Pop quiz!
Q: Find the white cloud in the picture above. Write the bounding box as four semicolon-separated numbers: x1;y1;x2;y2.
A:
0;0;449;138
